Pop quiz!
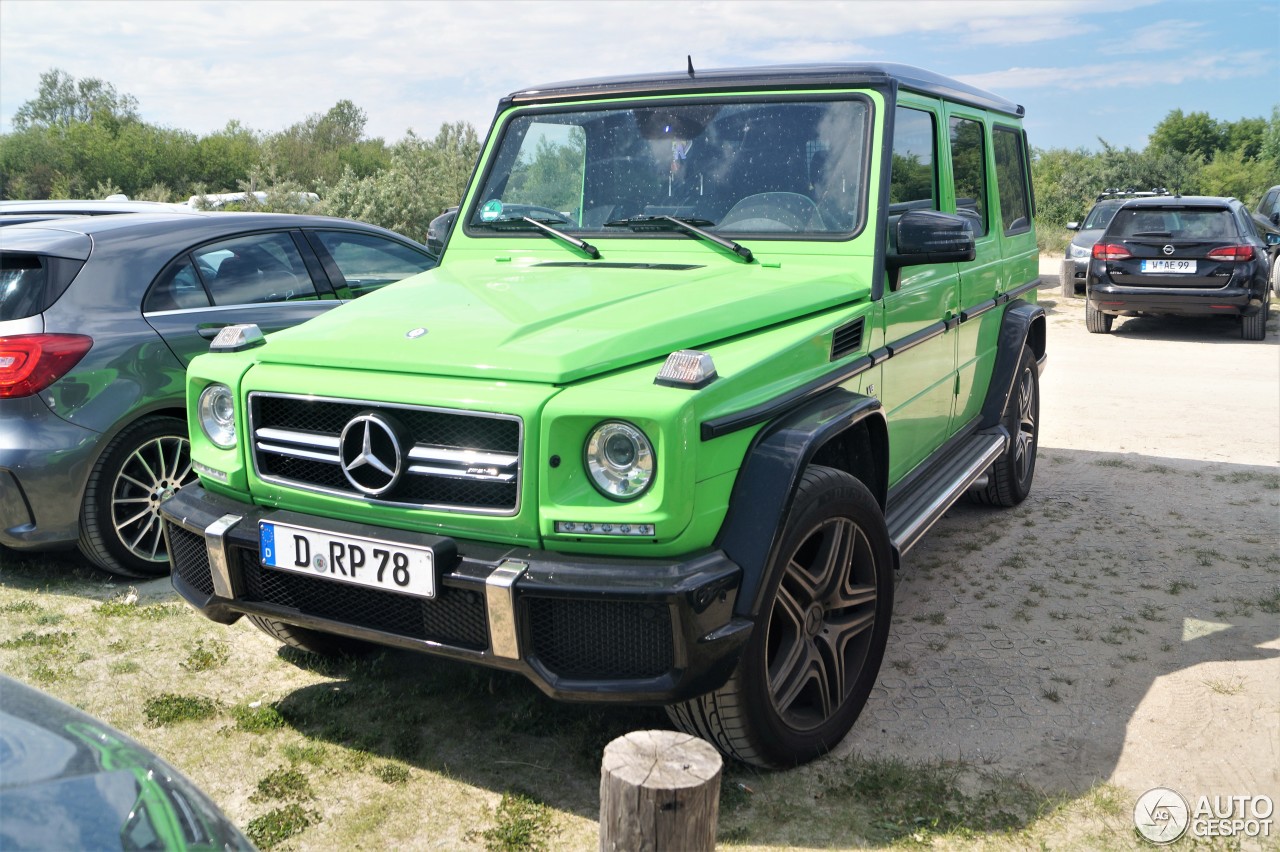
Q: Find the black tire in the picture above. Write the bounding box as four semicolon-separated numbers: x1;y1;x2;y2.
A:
1085;300;1113;334
969;345;1039;507
667;466;893;767
248;615;374;657
1242;289;1269;341
78;416;196;577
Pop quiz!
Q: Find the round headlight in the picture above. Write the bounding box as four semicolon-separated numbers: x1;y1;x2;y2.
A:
585;421;654;500
198;384;236;449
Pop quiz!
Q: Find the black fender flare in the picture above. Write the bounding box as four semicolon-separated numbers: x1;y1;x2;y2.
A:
979;299;1045;429
713;388;887;619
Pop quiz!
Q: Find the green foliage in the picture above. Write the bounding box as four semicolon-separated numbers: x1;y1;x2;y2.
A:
252;767;312;803
477;792;558;852
143;693;219;726
1200;148;1280;202
245;804;320;848
231;701;288;733
180;639;230;672
13;68;139;132
321;121;480;242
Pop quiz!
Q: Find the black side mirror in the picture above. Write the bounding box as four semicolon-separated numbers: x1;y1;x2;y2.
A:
887;210;976;269
427;207;459;256
1270;211;1279;226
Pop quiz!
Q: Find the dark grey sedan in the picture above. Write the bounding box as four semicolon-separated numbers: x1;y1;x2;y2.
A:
0;212;437;577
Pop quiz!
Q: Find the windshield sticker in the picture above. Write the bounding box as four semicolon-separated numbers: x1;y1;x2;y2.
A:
480;199;504;222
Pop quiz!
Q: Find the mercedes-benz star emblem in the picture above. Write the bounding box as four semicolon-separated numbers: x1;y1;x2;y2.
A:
339;413;404;496
1163;244;1175;255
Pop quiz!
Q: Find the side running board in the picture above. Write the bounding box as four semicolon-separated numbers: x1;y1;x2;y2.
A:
886;430;1008;556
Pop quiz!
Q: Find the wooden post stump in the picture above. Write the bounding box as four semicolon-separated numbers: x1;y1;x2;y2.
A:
599;729;722;852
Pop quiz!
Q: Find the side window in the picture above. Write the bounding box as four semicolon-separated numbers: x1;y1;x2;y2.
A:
890;107;937;211
193;232;316;306
1263;189;1279;218
311;230;436;299
144;257;212;312
992;126;1031;234
948;116;988;237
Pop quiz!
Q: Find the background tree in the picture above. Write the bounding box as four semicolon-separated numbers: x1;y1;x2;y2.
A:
12;69;140;132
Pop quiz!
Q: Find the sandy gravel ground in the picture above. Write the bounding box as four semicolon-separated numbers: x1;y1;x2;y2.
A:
842;263;1280;838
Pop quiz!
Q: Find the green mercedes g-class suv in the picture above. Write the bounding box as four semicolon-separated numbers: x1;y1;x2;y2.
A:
161;63;1045;768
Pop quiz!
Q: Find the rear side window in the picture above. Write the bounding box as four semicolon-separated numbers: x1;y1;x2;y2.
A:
1082;202;1121;230
948;116;988;237
0;253;85;321
310;230;435;299
1109;208;1237;240
144;257;213;312
992;126;1031;234
193;232;317;306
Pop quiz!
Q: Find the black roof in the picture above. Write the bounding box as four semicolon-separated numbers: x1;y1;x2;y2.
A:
505;62;1023;117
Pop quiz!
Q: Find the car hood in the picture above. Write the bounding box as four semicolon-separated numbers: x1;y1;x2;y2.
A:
254;255;870;384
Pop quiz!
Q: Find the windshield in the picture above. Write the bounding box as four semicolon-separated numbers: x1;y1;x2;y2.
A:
468;97;871;237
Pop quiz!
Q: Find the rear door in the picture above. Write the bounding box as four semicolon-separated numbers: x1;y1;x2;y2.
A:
946;109;1003;429
142;230;338;366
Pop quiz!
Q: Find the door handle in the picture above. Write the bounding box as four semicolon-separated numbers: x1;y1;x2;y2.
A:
198;325;230;340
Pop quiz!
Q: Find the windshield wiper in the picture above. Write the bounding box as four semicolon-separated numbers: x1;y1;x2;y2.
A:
604;215;753;263
472;216;599;259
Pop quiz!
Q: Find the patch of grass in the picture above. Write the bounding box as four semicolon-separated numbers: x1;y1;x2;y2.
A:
180;639;230;672
1088;784;1129;817
912;612;947;625
889;659;916;675
143;693;218;726
232;702;287;733
246;804;320;849
281;741;328;766
1138;602;1165;621
0;600;42;614
0;630;74;649
478;792;558;852
30;662;73;684
1094;458;1136;469
925;639;950;652
107;660;141;675
1041;688;1061;703
1167;580;1197;596
371;762;410;785
96;598;186;619
1258;588;1280;615
824;757;1046;842
1212;471;1280;489
1100;625;1134;646
253;767;312;803
1204;676;1246;696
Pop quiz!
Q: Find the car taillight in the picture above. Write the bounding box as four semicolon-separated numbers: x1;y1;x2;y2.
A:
0;334;94;398
1206;245;1254;261
1092;243;1131;260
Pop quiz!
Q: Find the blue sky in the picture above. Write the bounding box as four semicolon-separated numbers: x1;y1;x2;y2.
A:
1;0;1276;152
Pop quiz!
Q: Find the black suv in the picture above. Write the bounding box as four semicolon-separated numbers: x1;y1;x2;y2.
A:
1252;185;1280;295
1085;196;1272;339
1060;189;1168;297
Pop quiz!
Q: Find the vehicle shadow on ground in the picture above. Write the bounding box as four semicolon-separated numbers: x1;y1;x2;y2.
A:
266;448;1279;846
845;447;1278;799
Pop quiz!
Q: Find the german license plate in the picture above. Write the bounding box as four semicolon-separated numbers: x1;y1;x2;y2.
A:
1140;259;1195;273
259;521;435;599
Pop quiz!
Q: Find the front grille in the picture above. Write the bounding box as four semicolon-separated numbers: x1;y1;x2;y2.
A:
167;523;215;597
237;550;488;649
527;597;673;680
249;393;521;514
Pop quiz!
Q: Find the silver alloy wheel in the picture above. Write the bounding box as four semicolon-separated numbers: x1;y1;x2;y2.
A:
1014;364;1037;484
109;435;195;563
766;516;878;731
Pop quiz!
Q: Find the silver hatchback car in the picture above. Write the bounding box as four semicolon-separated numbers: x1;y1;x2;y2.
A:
1;211;437;576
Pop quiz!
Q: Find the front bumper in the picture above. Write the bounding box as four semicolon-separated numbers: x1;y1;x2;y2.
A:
1087;281;1261;318
160;486;750;703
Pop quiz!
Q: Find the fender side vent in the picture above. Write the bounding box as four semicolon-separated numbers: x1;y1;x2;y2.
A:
831;318;865;361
